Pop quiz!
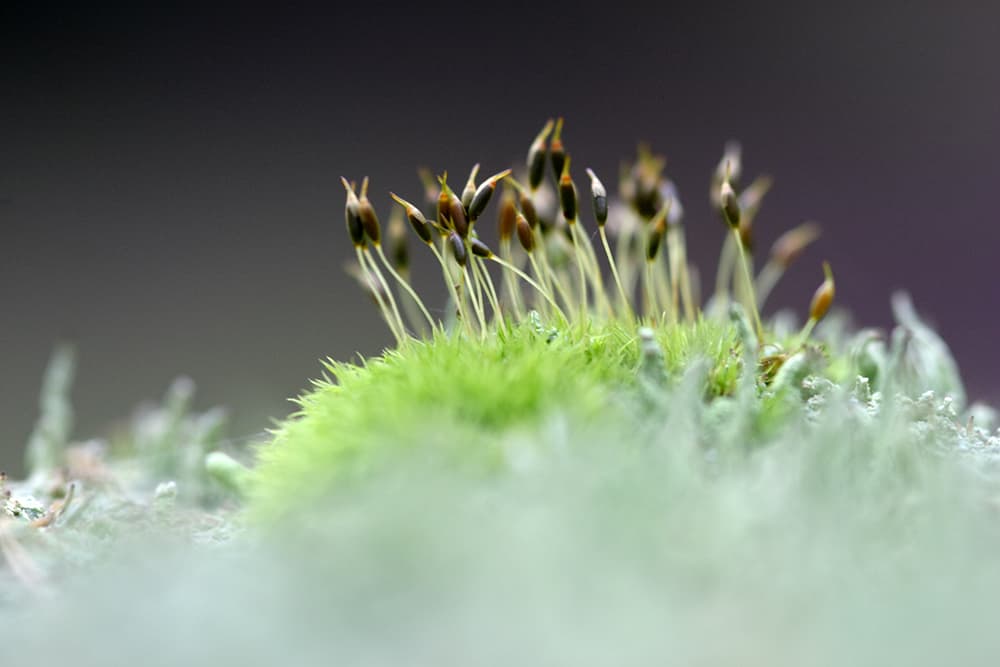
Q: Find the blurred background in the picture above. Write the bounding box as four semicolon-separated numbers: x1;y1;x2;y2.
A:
2;2;998;474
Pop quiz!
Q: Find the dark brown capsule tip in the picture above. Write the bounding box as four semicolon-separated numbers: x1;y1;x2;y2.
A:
470;238;493;258
515;213;535;253
448;232;467;267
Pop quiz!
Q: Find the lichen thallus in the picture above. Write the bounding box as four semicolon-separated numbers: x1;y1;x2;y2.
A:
339;119;834;351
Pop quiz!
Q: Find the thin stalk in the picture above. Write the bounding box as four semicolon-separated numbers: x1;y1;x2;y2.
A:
667;227;682;321
714;232;737;308
462;266;488;338
797;317;818;348
652;256;675;324
598;227;634;320
374;244;438;333
537;248;576;316
498;239;524;321
755;260;783;310
489;255;569;323
472;256;503;325
428;242;475;337
571;222;613;319
363;248;407;337
567;222;589;323
732;227;764;340
643;260;660;322
356;247;405;345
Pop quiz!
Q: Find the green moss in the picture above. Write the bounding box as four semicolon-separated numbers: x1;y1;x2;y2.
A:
249;318;746;520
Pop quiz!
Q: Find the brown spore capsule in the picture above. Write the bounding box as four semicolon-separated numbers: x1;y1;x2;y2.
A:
390;192;434;244
436;173;451;228
448;231;468;266
470;238;493;258
519;191;539;230
585;167;608;227
448;191;469;238
497;190;517;242
558;157;578;223
809;262;835;322
550;117;566;184
358;194;382;245
468;168;511;222
515;213;536;253
527;119;554;190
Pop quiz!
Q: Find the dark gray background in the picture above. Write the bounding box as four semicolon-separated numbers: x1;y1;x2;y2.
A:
2;2;999;473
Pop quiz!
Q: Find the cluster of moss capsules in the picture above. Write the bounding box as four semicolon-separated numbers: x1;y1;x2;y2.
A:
340;118;834;356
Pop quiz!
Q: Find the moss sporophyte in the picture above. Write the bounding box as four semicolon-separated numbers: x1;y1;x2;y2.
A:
246;117;987;520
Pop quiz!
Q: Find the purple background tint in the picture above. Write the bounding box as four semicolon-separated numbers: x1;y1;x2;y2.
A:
2;3;999;472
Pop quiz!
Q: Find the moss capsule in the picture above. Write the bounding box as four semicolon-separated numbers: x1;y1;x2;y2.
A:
515;212;535;253
468;169;511;222
527;119;554;191
340;177;366;247
519;191;539;230
497;190;517;242
358;194;381;245
809;262;835;322
461;163;480;215
549;117;566;184
585;168;608;227
558;157;578;223
448;231;468;266
449;191;469;238
470;238;493;259
390;192;434;245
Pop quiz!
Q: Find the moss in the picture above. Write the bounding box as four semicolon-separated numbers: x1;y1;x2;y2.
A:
250;318;746;520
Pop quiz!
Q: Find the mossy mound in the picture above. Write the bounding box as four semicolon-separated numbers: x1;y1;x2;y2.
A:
249;319;748;520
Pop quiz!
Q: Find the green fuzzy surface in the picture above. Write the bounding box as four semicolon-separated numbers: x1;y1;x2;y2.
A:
249;318;742;521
